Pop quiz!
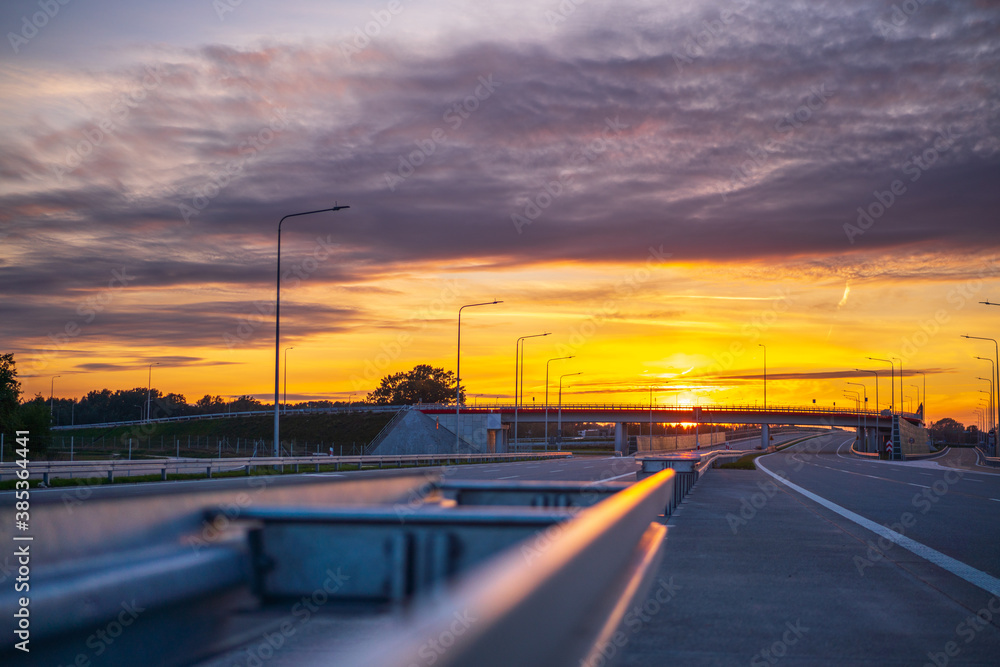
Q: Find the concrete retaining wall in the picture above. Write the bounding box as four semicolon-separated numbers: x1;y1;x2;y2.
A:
900;417;931;456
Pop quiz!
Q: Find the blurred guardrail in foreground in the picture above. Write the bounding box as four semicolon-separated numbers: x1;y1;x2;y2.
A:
0;459;674;667
0;451;570;485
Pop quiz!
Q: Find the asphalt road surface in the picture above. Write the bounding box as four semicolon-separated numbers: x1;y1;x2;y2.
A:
617;430;1000;666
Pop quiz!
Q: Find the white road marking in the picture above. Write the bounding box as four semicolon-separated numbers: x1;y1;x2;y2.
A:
757;457;1000;598
587;471;637;484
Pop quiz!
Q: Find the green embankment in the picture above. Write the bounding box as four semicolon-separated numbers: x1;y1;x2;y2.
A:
717;433;823;470
43;411;393;460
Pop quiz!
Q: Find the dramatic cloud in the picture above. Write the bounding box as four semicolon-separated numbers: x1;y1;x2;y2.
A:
1;0;997;414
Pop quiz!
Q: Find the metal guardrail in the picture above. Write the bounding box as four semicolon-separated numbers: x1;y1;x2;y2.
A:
0;451;572;484
0;462;673;666
51;404;405;430
340;469;675;667
635;432;826;513
416;402;910;419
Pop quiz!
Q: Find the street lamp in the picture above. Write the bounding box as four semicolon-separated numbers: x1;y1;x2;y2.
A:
977;378;994;440
649;385;656;441
283;347;294;415
758;343;766;411
847;381;867;443
146;362;160;423
545;356;574;451
979;392;992;446
975;356;994;436
456;300;503;449
963;335;1000;453
856;369;880;453
514;332;550;451
917;371;927;424
557;372;582;450
844;390;860;421
892;357;904;414
49;375;61;424
844;390;859;411
868;357;895;414
274;204;350;457
909;383;921;416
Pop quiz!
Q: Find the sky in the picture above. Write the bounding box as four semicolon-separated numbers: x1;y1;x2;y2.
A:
1;0;999;426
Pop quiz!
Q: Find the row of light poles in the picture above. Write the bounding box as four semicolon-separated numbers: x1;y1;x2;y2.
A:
513;332;550;449
461;310;587;451
963;334;999;452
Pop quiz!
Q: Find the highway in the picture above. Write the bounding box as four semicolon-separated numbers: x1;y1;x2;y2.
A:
616;430;1000;666
17;430;797;502
15;429;997;665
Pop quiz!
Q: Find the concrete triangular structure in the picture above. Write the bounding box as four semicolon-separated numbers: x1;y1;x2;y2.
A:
368;409;473;455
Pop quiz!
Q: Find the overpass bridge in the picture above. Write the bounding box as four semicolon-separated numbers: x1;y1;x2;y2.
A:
415;403;923;454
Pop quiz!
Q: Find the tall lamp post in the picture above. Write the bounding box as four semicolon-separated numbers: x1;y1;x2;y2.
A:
962;335;999;453
649;385;656;441
847;381;867;445
856;369;880;452
844;390;860;435
917;371;927;425
892;357;904;414
514;332;550;450
274;205;350;458
557;372;581;450
978;378;995;442
868;357;895;414
456;300;503;450
909;383;921;417
975;356;995;443
49;375;61;424
145;362;160;423
283;347;294;415
758;343;766;411
979;395;992;450
545;356;574;451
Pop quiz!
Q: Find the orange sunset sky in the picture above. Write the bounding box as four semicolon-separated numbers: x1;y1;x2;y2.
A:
2;1;998;427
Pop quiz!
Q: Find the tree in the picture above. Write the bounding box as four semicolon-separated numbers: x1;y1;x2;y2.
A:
1;353;21;432
196;395;227;413
366;365;463;405
930;418;965;445
231;395;264;412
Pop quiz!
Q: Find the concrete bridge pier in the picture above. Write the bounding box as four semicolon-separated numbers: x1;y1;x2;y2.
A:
761;423;770;450
614;422;627;455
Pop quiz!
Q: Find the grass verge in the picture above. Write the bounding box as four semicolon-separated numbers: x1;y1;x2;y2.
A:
717;433;823;470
